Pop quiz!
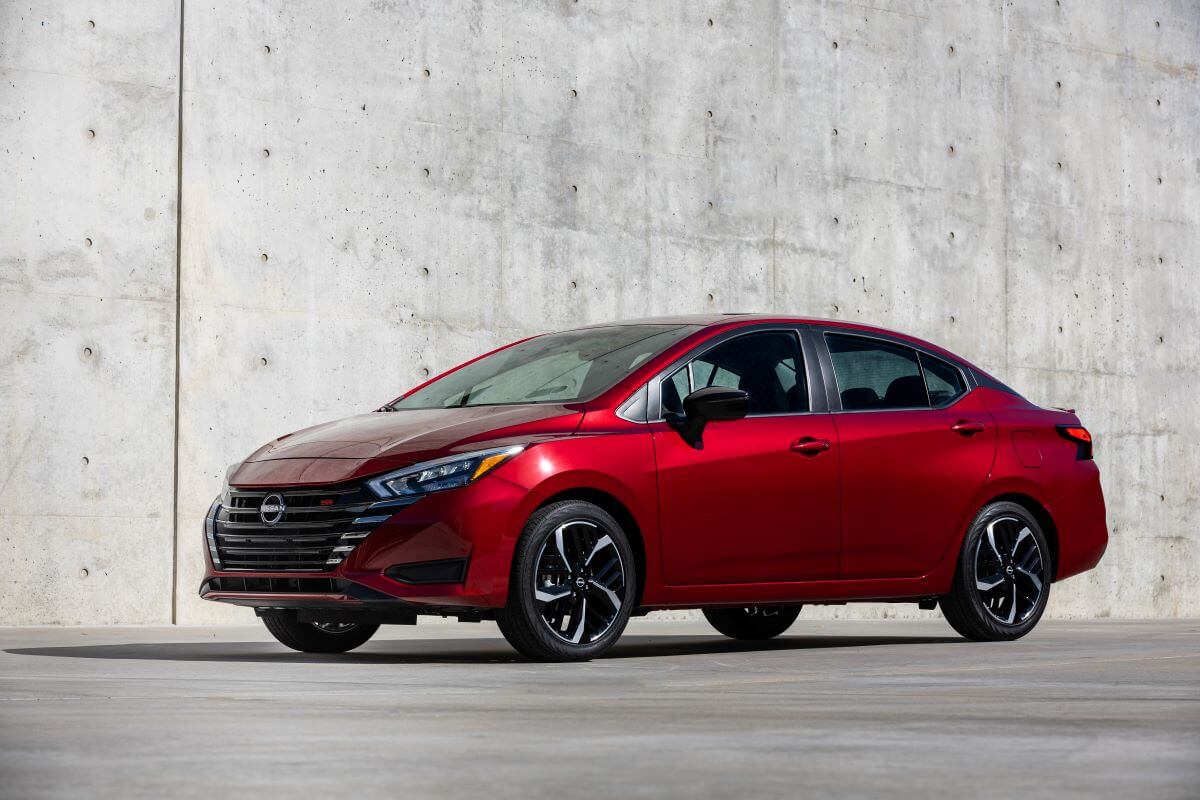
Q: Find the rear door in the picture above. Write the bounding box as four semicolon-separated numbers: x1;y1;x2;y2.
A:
818;331;996;579
650;327;841;585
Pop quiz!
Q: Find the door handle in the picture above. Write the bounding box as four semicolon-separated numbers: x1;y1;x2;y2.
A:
951;420;986;436
791;437;832;455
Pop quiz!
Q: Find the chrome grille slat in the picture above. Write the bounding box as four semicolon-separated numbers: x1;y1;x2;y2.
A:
213;483;399;573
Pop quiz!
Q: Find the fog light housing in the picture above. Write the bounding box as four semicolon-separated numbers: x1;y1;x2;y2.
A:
385;558;468;585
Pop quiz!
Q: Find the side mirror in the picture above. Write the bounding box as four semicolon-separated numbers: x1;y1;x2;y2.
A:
666;386;749;448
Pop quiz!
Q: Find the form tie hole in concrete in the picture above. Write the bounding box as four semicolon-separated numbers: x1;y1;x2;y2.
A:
421;266;430;277
264;45;271;54
570;185;578;193
260;357;268;366
84;237;93;247
833;216;840;225
832;40;839;49
87;129;96;139
570;280;578;289
707;293;715;303
1056;161;1063;170
423;68;431;78
1155;20;1160;28
260;253;269;262
421;367;431;377
1057;326;1063;333
1157;256;1164;264
1158;335;1164;344
82;346;93;358
1057;243;1063;251
88;20;95;28
1055;80;1062;89
361;104;367;111
832;305;840;313
832;128;838;136
706;110;713;119
949;315;956;323
81;456;90;466
262;148;270;158
1156;176;1163;185
79;568;89;578
947;45;955;55
948;231;955;240
707;201;714;209
423;168;430;177
1155;98;1161;106
570;88;577;98
947;144;955;155
707;18;714;27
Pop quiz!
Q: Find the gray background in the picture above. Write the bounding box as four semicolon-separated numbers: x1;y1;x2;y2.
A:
1;1;1196;625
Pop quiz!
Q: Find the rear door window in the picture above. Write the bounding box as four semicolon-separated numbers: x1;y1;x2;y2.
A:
826;334;928;410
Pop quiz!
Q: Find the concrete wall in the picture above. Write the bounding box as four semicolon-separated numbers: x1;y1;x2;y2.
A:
1;1;1196;625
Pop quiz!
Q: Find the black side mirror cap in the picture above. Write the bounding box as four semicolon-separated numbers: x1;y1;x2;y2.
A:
667;386;749;448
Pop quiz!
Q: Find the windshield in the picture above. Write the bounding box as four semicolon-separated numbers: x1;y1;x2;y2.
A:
393;324;699;409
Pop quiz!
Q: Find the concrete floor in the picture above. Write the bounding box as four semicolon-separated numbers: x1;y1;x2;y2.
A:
0;619;1197;799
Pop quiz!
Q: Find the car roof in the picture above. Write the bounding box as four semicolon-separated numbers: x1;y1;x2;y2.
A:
570;313;977;369
574;313;931;342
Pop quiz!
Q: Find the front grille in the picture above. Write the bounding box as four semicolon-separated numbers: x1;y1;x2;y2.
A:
209;483;417;572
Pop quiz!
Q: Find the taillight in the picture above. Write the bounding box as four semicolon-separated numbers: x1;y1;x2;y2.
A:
1056;425;1093;460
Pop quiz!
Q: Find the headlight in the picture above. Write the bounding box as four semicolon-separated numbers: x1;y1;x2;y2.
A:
366;445;525;498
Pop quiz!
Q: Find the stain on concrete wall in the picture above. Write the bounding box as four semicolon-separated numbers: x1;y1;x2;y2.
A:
2;1;1196;624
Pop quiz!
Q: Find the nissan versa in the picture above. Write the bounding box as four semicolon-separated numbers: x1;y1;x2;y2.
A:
202;315;1108;661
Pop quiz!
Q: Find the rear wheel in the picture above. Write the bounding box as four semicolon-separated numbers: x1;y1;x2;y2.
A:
261;614;379;653
702;605;802;640
940;501;1051;641
497;500;636;662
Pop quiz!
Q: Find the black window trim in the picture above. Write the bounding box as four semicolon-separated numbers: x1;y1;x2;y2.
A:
815;328;976;414
621;324;828;422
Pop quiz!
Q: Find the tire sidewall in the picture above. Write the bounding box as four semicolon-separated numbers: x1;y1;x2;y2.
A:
506;501;637;661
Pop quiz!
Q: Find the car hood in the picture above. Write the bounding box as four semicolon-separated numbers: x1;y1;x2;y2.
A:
229;404;584;486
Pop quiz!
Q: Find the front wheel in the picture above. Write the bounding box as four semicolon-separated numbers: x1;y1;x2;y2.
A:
496;500;636;662
261;615;379;653
703;605;802;640
940;501;1052;641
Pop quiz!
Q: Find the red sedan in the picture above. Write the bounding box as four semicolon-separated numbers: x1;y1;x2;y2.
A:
201;315;1108;661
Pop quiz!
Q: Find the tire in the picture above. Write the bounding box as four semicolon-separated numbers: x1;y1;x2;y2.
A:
261;614;379;653
702;606;802;640
496;500;636;662
940;501;1052;641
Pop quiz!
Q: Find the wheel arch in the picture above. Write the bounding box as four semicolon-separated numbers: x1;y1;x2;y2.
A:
533;487;648;608
985;492;1060;581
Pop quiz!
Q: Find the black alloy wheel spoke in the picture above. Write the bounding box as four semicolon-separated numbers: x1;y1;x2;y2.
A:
533;520;626;645
974;516;1046;626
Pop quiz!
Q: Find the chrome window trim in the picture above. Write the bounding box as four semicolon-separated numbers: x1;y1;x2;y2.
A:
818;329;975;414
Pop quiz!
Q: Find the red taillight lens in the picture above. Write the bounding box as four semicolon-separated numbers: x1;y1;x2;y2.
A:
1057;425;1093;459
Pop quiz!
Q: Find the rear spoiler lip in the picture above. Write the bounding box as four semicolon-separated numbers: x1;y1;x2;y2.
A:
1051;406;1076;414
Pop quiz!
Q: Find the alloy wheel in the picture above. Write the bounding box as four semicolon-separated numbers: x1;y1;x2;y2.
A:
974;515;1046;625
312;621;359;634
533;519;627;645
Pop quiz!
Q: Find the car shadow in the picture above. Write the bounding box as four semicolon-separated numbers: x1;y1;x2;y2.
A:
4;633;962;665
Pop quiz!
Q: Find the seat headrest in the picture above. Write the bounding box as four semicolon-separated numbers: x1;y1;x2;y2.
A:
840;387;879;410
883;375;927;407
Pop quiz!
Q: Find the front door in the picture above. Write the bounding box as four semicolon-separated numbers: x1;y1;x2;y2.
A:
652;330;841;585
